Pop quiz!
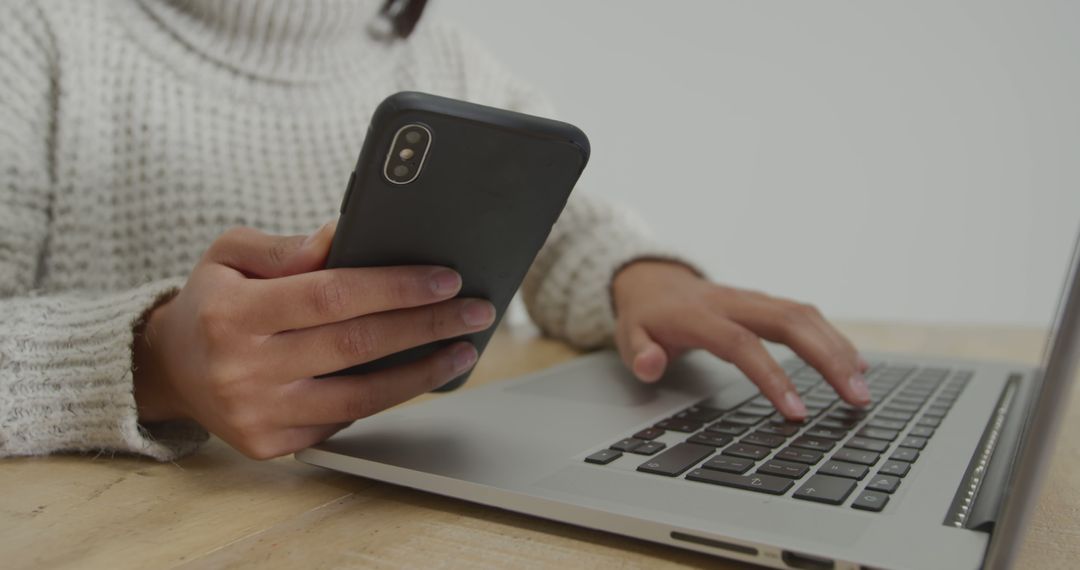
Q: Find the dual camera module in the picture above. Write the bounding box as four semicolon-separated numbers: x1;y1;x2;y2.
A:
383;124;432;185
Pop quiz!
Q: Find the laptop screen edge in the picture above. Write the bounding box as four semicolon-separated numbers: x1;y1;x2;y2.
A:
983;229;1080;569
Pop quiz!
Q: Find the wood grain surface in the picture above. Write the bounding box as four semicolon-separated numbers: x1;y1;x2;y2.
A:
1;322;1076;569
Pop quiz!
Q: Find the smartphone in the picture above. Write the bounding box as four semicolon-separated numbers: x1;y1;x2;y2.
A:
326;91;590;391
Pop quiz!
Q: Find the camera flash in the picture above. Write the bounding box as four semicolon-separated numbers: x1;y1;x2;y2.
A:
399;148;415;160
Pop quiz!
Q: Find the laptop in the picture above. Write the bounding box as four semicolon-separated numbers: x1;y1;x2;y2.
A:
296;236;1080;569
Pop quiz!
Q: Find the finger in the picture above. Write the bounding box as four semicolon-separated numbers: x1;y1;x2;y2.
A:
728;299;870;407
263;298;496;378
236;423;350;460
616;324;668;383
246;265;464;332
672;315;807;420
804;310;870;373
206;221;337;279
281;342;478;426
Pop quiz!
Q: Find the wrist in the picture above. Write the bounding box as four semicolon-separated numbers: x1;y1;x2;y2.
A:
133;299;186;422
611;259;700;313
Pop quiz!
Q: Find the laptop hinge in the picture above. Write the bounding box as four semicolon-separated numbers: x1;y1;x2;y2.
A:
943;373;1029;531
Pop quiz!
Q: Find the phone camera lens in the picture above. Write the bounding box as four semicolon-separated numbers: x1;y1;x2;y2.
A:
405;131;422;144
392;165;409;178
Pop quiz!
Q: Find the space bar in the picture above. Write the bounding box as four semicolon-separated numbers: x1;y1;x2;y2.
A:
637;443;714;476
686;468;794;495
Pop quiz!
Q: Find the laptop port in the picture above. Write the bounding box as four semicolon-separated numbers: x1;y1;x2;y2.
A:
782;550;834;569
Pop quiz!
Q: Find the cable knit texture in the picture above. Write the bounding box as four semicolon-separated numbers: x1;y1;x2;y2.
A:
0;0;684;461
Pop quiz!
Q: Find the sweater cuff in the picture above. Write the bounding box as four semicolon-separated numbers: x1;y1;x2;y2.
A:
529;221;700;350
0;277;208;461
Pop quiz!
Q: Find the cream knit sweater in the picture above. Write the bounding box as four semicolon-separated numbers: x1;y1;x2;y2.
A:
0;0;673;461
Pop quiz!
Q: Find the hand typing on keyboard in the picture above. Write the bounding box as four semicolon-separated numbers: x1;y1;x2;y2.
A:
610;261;871;420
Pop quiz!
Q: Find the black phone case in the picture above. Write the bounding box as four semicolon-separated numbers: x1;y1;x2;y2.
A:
326;92;590;391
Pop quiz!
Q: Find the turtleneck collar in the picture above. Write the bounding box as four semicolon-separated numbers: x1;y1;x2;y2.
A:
136;0;386;82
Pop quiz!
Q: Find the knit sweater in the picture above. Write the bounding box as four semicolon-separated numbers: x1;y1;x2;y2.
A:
0;0;675;461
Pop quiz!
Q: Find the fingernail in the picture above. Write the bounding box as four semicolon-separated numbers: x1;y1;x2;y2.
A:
462;300;496;327
451;344;478;374
430;269;462;296
857;356;870;371
783;391;807;419
849;373;871;403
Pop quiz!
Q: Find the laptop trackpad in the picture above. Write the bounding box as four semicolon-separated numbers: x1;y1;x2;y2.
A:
506;350;754;408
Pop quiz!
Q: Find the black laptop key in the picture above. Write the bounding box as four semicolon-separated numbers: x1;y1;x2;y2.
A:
633;427;665;441
805;427;846;441
703;455;754;474
899;436;928;450
885;402;921;413
686;469;794;495
925;405;950;417
852;490;890;512
878;460;911;477
791;436;836;452
832;448;880;466
707;422;749;436
866;418;907;431
610;438;644;452
777;447;824;465
908;426;935;438
824;411;865;426
815;418;856;431
866;474;901;493
687;432;733;448
758;422;802;437
675;406;724;422
723;443;772;461
738;404;776;417
585;449;622;465
917;416;942;428
793;474;857;505
819;460;869;480
637;443;714;477
724;414;763;426
758;459;810;479
631;441;667;455
845;437;890;453
856;427;900;442
875;409;915;422
890;448;919;463
742;432;786;448
655;419;703;433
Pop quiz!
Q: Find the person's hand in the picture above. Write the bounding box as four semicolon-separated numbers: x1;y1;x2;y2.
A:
611;260;870;421
133;221;496;459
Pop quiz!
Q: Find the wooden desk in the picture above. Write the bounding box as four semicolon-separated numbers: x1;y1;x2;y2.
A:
2;323;1077;569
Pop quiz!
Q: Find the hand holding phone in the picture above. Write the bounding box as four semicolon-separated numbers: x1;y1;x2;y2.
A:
132;222;495;459
326;91;590;390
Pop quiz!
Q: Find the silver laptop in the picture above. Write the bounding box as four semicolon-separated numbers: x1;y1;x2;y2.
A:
296;236;1080;570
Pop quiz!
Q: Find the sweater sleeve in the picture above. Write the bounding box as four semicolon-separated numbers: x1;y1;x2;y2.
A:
0;1;207;461
444;27;697;348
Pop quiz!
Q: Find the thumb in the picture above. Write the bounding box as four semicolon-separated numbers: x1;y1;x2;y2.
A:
617;325;669;383
206;219;338;279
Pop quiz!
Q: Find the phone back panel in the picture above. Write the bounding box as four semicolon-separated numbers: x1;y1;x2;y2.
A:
327;92;590;390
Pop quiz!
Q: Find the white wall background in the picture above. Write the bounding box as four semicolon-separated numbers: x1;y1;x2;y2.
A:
429;0;1080;327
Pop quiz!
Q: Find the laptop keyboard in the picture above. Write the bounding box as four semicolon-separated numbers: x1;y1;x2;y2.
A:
583;359;973;513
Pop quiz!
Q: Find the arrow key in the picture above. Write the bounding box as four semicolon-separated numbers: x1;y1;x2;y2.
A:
852;490;890;512
793;474;857;505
